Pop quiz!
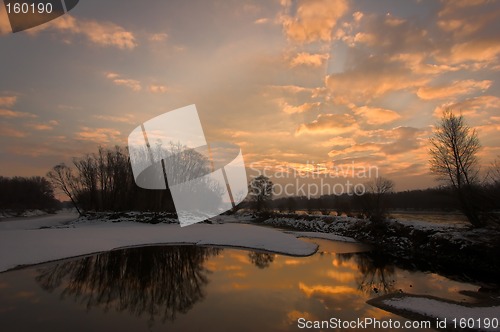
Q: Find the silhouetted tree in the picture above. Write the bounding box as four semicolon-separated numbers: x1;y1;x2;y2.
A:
47;164;82;215
248;175;273;213
47;145;211;215
429;109;484;226
356;177;394;222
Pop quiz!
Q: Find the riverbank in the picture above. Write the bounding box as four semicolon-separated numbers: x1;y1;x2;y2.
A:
0;215;319;273
72;211;500;282
9;210;498;284
263;214;500;284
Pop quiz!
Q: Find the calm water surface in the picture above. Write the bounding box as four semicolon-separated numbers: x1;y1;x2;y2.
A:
0;239;485;331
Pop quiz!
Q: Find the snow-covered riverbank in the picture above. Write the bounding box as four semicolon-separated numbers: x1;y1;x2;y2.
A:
369;293;500;331
262;213;500;283
0;214;319;273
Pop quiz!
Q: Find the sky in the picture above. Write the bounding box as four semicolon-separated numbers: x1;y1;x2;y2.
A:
0;0;499;192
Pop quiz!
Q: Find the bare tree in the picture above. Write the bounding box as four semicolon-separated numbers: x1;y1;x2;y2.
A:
248;175;273;213
488;157;500;185
48;144;218;215
368;177;394;222
429;109;483;226
47;164;82;215
357;177;394;222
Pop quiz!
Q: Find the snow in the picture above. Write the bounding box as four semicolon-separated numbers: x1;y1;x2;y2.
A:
391;218;467;231
0;209;49;219
285;231;358;243
382;296;500;331
207;214;256;224
0;211;78;230
264;216;361;234
0;221;318;273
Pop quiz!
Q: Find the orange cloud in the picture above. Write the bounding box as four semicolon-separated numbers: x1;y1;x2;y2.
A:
320;136;355;148
0;109;37;118
254;18;269;24
438;40;500;67
266;85;316;98
76;127;122;143
28;15;137;49
280;100;320;114
433;95;500;119
287;310;315;323
352;32;377;45
149;84;168;94
0;96;17;107
437;18;484;37
417;80;492;100
0;123;28;137
94;114;136;124
390;52;463;75
114;80;141;91
436;0;499;39
289;52;329;67
439;0;493;17
105;72;141;91
385;16;405;27
25;120;59;131
328;142;381;159
149;33;168;42
326;63;429;103
84;21;136;49
0;4;11;35
351;105;401;125
281;0;349;43
296;113;358;135
328;127;425;158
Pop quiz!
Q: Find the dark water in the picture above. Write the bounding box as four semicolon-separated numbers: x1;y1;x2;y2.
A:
0;240;485;331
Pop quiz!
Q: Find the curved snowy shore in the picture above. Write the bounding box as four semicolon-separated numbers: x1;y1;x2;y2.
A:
0;222;318;273
368;293;500;331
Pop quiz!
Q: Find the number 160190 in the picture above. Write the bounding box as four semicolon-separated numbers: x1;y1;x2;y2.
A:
5;2;53;14
452;318;499;330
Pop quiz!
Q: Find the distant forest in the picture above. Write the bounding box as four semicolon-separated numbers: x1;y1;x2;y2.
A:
1;173;498;217
1;144;499;218
269;187;500;215
0;176;60;215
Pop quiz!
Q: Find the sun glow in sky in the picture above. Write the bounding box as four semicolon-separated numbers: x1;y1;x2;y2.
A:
0;0;499;190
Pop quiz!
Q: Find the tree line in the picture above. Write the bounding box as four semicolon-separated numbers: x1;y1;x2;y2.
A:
40;108;498;228
47;146;177;215
268;187;484;214
0;176;60;214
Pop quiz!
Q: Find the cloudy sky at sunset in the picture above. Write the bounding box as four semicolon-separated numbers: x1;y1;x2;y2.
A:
1;0;499;191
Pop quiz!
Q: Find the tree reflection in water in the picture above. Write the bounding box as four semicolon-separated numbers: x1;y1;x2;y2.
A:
353;252;395;294
35;246;220;325
248;252;276;269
